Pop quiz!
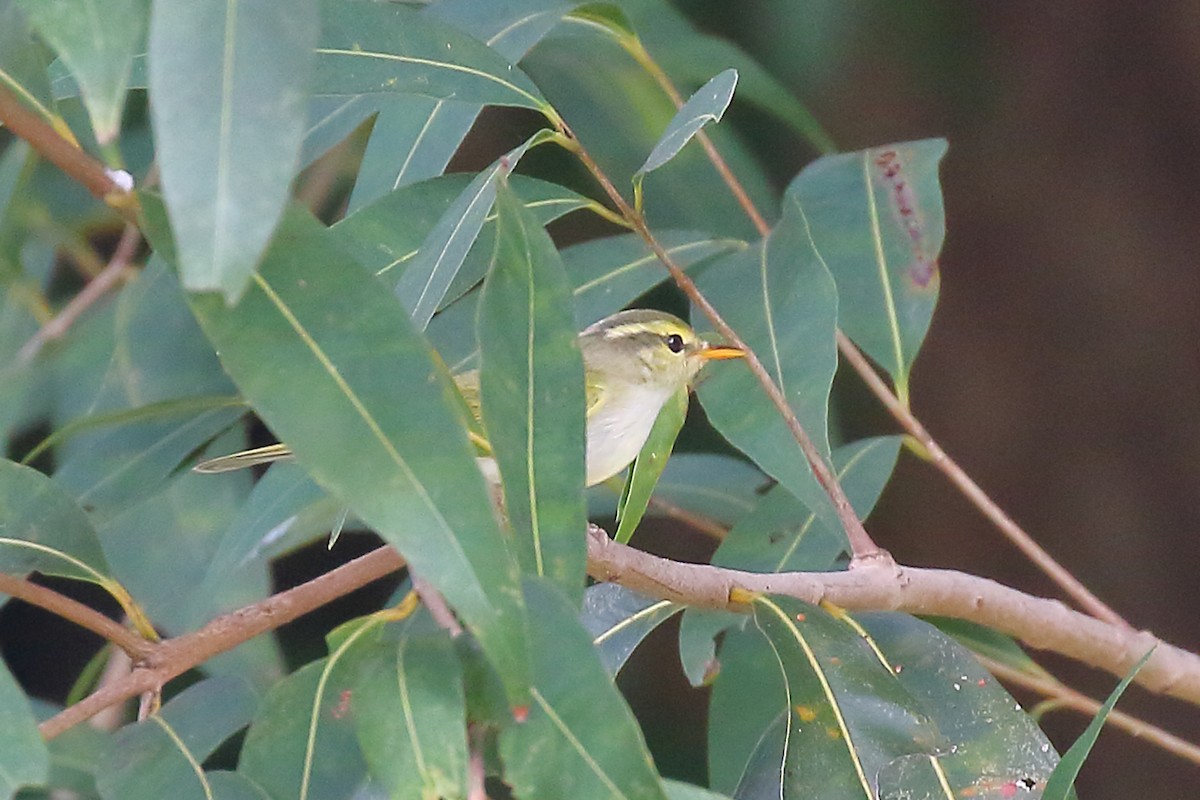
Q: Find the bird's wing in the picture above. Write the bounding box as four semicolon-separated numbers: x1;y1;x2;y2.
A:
585;371;607;418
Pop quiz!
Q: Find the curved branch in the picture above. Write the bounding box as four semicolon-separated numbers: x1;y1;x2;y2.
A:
39;546;406;740
584;530;1200;706
0;573;151;659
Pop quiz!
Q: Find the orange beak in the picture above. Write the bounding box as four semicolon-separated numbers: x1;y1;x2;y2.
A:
699;343;745;361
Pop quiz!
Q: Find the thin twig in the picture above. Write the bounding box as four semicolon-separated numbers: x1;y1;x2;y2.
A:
0;573;151;658
18;224;142;365
976;655;1200;766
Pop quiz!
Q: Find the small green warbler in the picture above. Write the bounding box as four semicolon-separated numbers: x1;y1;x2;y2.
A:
193;308;743;486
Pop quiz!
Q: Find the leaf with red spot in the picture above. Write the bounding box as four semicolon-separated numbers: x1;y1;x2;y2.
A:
789;139;947;402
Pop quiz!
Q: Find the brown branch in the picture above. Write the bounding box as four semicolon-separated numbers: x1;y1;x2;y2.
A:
0;573;151;659
584;530;1200;706
18;224;142;364
40;546;406;740
0;83;135;218
559;122;883;563
976;655;1200;766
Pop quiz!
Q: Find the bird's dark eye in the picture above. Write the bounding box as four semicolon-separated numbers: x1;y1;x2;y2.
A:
664;333;685;353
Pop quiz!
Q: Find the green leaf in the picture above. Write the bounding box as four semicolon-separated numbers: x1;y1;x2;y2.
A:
500;579;669;800
792;140;947;400
693;198;840;533
705;626;784;794
0;1;57;129
49;260;241;518
206;771;272;800
636;68;738;177
743;597;941;799
479;182;588;601
565;231;747;329
95;676;259;800
299;94;377;168
614;385;687;544
580;582;680;675
663;779;734;800
397;131;555;329
353;630;469;800
0;654;48;797
344;0;574;211
927;616;1053;680
858;613;1062;798
1041;648;1153;800
18;0;148;145
0;459;111;585
237;657;370;800
345;97;480;212
98;467;282;685
315;1;547;112
332;172;591;303
148;0;318;301
202;461;341;592
714;436;902;573
187;207;531;705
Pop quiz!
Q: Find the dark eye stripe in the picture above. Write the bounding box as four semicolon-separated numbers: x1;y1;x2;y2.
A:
664;333;685;353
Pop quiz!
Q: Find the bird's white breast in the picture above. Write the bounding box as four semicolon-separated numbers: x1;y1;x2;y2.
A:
584;381;677;486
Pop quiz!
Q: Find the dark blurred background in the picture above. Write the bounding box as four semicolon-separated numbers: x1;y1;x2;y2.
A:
674;0;1200;795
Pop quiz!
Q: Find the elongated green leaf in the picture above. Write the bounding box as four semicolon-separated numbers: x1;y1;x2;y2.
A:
398;131;555;329
706;626;785;794
0;654;48;797
149;0;318;301
792;140;947;400
185;206;531;704
1041;649;1152;800
332;172;590;297
479;182;587;601
580;582;680;675
345;0;576;210
715;436;901;573
636;68;737;177
500;579;668;800
0;459;111;584
202;461;341;592
237;658;371;800
566;232;747;329
346;97;479;212
694;195;840;533
206;771;272;800
614;385;687;544
49;260;240;518
95;677;259;800
299;94;377;168
18;0;148;144
315;1;546;111
354;631;469;800
746;596;941;799
663;780;734;800
858;613;1062;799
